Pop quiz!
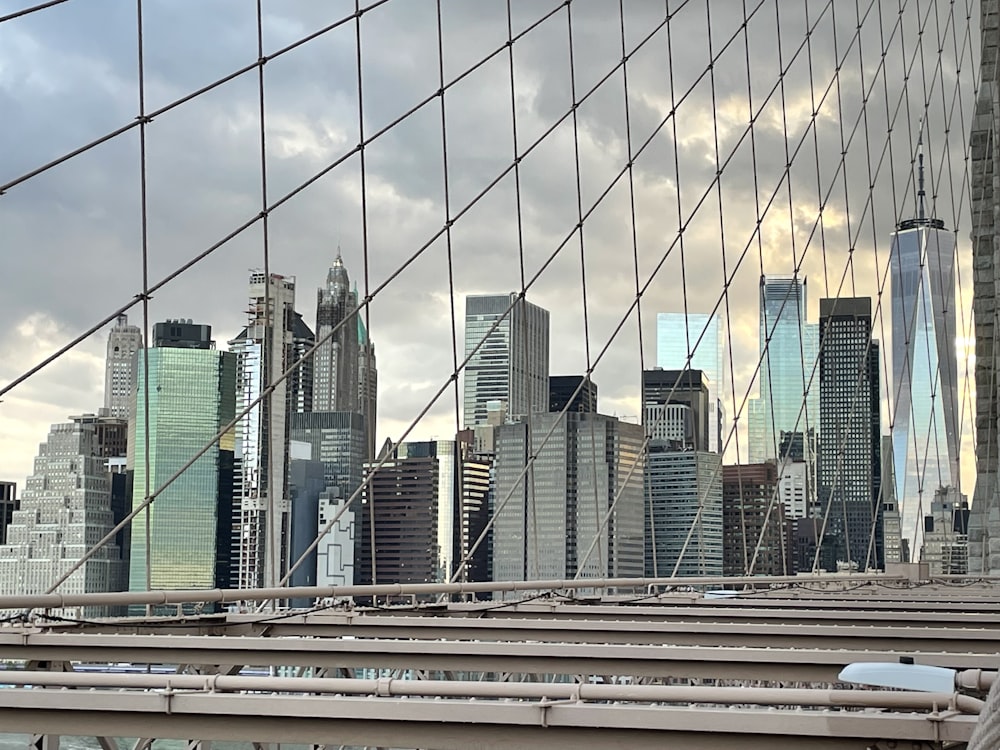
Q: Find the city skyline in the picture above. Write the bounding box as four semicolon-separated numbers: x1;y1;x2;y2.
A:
1;5;978;513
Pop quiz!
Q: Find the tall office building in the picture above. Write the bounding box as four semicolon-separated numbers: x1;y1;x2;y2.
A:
722;462;787;576
104;314;143;419
493;413;645;584
921;486;969;575
642;369;711;451
749;277;819;463
0;420;125;617
286;440;357;602
230;271;297;589
656;313;724;453
290;312;315;415
644;446;723;577
889;146;959;549
881;435;905;564
817;297;882;571
314;252;359;414
356;437;490;587
288;410;367;589
358;316;378;460
463;294;550;428
128;322;236;598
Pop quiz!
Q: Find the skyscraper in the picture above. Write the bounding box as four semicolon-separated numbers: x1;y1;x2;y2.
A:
656;312;724;453
722;462;787;576
493;413;645;584
128;322;236;599
289;312;315;415
288;409;367;589
889;145;959;549
356;436;490;587
230;271;297;589
104;314;143;420
314;252;359;414
463;294;550;428
642;369;723;577
750;277;819;463
644;447;723;577
642;369;712;451
358;316;378;460
0;420;125;617
817;297;882;571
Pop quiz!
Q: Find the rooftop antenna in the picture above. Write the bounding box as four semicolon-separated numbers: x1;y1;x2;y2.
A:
917;123;926;221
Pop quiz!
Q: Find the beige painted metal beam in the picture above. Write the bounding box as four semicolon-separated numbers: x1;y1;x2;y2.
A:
0;573;921;610
0;632;996;683
0;690;977;749
204;612;1000;652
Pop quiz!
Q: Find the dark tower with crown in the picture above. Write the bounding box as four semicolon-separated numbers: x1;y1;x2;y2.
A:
315;251;361;413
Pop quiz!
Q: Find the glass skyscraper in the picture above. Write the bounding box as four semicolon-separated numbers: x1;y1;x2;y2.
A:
656;313;724;453
128;323;236;596
463;294;550;428
750;276;819;464
890;204;959;548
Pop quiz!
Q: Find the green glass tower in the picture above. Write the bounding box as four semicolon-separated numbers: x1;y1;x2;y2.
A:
128;321;236;595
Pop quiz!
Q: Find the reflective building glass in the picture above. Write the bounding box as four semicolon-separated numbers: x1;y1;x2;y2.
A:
751;277;819;463
129;346;236;594
890;223;959;547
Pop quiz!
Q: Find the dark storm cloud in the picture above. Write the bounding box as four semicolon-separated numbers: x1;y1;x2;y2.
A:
0;0;978;480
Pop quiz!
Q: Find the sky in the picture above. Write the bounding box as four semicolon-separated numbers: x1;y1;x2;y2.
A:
0;0;981;533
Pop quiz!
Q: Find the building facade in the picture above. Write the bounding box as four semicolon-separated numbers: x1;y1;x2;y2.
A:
463;294;550;428
749;277;819;464
921;486;970;575
493;413;645;583
288;411;367;589
354;436;489;588
549;375;598;414
128;325;236;596
644;446;723;577
656;312;724;453
104;314;143;420
314;253;360;414
230;271;297;589
889;183;959;548
817;297;883;571
642;369;712;451
358;317;378;460
0;482;15;545
722;463;787;576
970;1;1000;573
0;421;125;616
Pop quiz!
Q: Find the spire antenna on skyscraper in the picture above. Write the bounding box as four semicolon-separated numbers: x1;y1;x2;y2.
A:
898;123;945;231
917;126;926;221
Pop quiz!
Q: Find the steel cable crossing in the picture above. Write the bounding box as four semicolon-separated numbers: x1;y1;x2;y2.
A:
0;0;979;601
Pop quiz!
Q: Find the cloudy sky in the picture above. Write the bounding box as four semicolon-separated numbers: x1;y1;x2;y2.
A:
0;0;980;530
